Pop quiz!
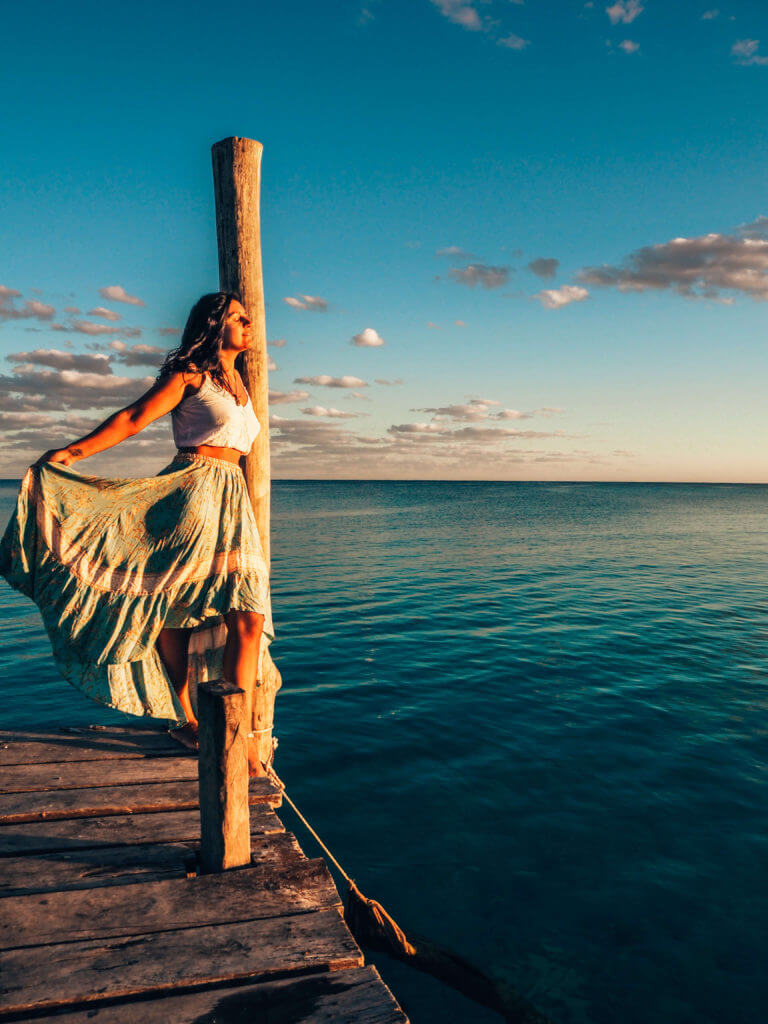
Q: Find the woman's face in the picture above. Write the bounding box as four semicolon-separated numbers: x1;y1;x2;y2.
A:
221;299;253;353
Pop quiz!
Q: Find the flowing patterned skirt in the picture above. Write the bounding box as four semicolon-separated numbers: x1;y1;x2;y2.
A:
0;452;274;726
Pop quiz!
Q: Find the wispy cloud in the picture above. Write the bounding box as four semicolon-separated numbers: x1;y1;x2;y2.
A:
294;374;367;388
606;0;643;25
578;222;768;299
269;389;311;404
99;285;145;307
535;285;589;309
448;263;510;289
108;341;168;367
436;245;475;258
498;32;530;50
528;257;560;278
0;289;56;321
87;306;121;321
300;406;359;418
702;9;718;20
6;349;112;374
268;338;287;348
413;397;559;423
283;294;329;312
388;422;566;441
731;39;768;66
70;320;141;338
157;327;180;336
0;367;154;411
352;327;385;347
619;39;639;53
430;0;483;31
374;378;404;386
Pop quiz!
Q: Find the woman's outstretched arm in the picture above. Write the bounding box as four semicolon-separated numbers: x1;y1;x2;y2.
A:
32;371;198;467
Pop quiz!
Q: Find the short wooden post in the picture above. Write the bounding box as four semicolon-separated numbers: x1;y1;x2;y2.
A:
211;136;282;769
197;680;251;873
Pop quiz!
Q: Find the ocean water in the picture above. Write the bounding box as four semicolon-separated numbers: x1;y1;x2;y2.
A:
1;479;767;1024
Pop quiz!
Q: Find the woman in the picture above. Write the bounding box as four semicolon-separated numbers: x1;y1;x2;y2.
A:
0;292;273;772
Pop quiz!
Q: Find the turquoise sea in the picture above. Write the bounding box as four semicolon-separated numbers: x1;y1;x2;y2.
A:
1;480;767;1024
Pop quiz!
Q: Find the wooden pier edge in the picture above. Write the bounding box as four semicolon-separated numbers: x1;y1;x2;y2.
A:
0;725;409;1023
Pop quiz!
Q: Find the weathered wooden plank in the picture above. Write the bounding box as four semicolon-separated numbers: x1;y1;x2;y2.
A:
0;727;180;766
0;755;200;793
0;909;363;1018
0;775;280;824
0;858;341;950
26;966;409;1024
0;832;304;897
0;805;284;856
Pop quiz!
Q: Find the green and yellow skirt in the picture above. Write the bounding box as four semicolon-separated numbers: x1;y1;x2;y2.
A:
0;452;274;726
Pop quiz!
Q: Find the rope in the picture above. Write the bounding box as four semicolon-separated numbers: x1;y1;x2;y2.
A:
259;737;352;884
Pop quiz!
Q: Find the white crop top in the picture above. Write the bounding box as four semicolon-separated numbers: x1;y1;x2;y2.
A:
171;373;261;455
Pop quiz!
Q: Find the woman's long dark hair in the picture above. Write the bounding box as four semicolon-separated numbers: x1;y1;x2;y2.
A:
156;291;242;394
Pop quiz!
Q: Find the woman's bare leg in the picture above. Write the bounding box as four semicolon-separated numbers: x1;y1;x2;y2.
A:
156;626;197;749
223;610;265;776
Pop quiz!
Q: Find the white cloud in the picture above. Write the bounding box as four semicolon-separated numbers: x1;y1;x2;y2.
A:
157;327;180;336
283;294;328;312
99;285;145;306
702;9;718;19
374;377;404;386
294;374;368;388
268;338;287;348
606;0;643;24
535;285;589;309
731;39;768;66
619;39;639;53
498;32;530;50
268;355;278;372
269;389;311;404
455;320;467;327
448;263;510;289
87;307;121;321
300;406;358;418
578;224;768;299
352;327;385;347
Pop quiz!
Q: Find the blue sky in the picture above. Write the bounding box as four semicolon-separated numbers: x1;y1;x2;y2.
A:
2;0;767;480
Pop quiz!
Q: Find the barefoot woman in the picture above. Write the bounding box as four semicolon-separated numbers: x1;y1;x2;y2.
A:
0;292;273;773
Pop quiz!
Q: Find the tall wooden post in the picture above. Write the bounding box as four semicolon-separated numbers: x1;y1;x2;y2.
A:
197;680;250;872
211;137;281;768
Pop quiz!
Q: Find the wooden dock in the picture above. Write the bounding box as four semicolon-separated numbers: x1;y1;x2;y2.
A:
0;725;408;1023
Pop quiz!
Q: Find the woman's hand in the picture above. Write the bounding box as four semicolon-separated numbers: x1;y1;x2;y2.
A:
31;448;78;469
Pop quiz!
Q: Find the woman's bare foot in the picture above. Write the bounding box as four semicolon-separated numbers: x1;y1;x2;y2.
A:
169;723;199;752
